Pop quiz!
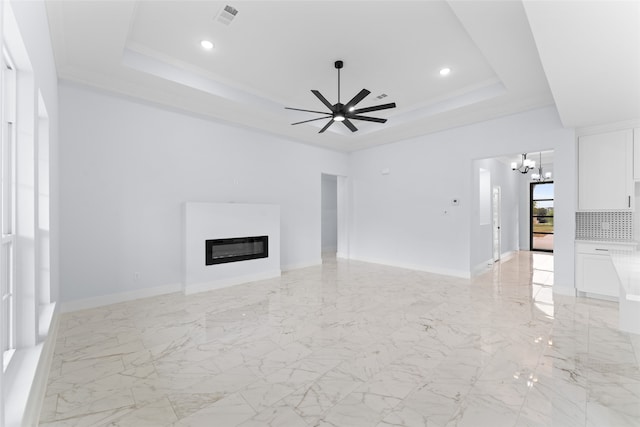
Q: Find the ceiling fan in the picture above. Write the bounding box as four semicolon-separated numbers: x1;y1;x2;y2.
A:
285;60;396;133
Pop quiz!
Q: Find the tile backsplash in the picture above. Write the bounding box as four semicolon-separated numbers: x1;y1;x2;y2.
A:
575;211;633;240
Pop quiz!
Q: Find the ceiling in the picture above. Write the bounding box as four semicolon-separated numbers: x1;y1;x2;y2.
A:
45;1;640;152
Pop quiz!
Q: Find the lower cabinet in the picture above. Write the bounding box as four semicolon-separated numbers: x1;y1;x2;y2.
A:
575;241;636;299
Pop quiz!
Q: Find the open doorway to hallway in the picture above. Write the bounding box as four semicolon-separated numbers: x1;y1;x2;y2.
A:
321;173;348;261
321;174;338;259
471;150;554;276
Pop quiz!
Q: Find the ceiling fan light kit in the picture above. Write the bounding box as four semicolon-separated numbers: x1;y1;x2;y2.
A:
286;60;397;133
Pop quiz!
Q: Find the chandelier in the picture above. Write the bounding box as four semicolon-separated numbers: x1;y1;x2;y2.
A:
511;153;535;174
531;152;552;182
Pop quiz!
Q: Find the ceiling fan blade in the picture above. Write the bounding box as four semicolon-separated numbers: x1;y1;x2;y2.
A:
311;90;335;111
319;119;334;133
348;115;387;124
342;119;358;132
352;102;397;114
285;107;332;115
291;116;334;125
345;89;370;109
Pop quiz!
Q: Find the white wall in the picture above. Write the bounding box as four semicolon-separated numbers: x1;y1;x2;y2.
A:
59;83;348;304
349;106;576;293
321;174;338;253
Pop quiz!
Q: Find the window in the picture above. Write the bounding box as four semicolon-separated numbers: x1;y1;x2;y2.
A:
1;53;17;370
530;182;554;252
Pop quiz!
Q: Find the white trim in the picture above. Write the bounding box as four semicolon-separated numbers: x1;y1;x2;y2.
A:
281;259;322;271
552;284;577;297
24;304;59;427
575;119;640;137
3;305;57;427
500;250;516;262
184;270;281;295
471;258;495;277
4;346;43;427
60;283;181;313
472;251;518;277
348;256;471;279
576;290;617;302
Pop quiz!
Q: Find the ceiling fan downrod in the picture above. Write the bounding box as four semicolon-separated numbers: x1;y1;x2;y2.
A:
335;60;343;104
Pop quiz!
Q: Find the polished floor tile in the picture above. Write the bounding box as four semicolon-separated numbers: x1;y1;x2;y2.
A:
40;252;640;426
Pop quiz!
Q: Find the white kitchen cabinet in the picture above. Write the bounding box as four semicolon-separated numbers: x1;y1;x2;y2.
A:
578;129;634;210
634;128;640;181
575;241;636;299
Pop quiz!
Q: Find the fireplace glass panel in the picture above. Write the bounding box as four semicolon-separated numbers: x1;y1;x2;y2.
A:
205;236;268;265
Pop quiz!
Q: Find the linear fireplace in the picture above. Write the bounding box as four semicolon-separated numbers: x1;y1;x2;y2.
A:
184;203;280;295
205;236;269;265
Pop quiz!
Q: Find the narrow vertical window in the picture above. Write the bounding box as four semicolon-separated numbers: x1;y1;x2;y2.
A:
1;53;17;370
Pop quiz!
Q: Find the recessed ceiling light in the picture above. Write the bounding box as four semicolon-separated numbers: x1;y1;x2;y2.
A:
440;67;451;76
200;40;214;50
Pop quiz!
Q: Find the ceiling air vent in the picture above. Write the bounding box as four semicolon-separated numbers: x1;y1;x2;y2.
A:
216;5;239;26
376;93;388;100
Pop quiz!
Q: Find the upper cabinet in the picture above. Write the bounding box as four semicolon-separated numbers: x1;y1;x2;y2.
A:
578;129;634;210
635;128;640;181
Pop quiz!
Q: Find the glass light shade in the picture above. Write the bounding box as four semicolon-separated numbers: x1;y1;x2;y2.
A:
334;114;345;122
531;173;540;180
511;162;517;169
545;172;552;179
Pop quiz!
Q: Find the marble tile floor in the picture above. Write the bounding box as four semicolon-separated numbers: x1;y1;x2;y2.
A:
40;252;640;426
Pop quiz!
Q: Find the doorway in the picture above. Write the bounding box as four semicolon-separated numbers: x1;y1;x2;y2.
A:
321;173;349;260
530;181;554;252
492;186;501;262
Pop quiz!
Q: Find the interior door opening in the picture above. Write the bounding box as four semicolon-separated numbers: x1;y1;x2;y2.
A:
321;174;338;259
321;173;349;261
492;186;501;262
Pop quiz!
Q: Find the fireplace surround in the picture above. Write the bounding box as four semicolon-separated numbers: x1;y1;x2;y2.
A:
183;202;280;295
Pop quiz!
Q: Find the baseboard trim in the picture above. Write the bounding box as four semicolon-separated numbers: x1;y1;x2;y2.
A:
348;255;470;279
500;250;516;262
553;285;577;297
60;283;182;313
472;258;495;277
184;270;281;295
